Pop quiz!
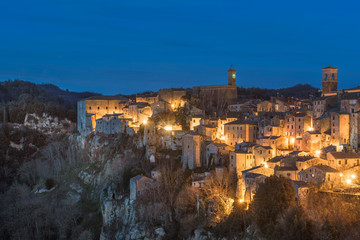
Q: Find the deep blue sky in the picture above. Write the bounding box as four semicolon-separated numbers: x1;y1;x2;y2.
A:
1;0;360;95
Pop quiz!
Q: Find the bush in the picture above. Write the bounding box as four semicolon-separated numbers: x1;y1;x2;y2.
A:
251;175;296;235
45;178;56;190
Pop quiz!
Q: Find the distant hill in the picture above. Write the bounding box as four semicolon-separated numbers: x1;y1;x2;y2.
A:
237;84;320;99
0;80;100;123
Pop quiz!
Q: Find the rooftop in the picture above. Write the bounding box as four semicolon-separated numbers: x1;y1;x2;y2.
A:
312;164;338;173
86;95;128;101
224;119;257;125
329;151;360;159
276;166;298;171
322;66;338;70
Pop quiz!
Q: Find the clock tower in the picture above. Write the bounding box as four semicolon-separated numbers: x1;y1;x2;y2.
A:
228;66;236;86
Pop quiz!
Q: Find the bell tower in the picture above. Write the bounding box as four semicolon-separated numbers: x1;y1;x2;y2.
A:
228;66;236;86
322;66;338;94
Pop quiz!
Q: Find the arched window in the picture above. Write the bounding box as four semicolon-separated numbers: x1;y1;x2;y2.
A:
325;74;328;80
332;73;335;80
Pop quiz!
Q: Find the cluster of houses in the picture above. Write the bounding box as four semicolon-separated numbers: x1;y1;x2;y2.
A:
78;66;360;202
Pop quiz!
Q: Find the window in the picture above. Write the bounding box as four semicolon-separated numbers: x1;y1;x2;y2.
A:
89;106;92;110
332;73;335;80
115;106;117;109
97;106;100;109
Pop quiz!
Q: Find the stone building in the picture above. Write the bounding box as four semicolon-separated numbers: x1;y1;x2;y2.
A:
274;165;298;180
229;150;255;176
284;113;312;138
193;67;237;114
302;130;321;153
257;97;289;113
77;95;128;135
327;151;360;170
126;103;152;124
160;130;185;151
253;145;273;164
182;132;208;169
158;88;187;109
298;165;340;189
190;114;203;131
136;93;159;104
206;142;229;167
194;124;217;141
295;157;328;172
322;66;338;95
224;119;257;146
143;119;157;146
95;114;125;134
130;175;156;200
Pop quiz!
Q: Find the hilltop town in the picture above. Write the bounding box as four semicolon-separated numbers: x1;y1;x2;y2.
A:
78;66;360;205
1;67;360;240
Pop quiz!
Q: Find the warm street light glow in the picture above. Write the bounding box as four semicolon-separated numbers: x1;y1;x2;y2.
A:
220;136;225;140
346;179;352;184
340;173;343;177
164;125;173;131
263;162;268;168
315;150;321;157
239;199;244;203
171;104;175;109
142;119;147;125
351;174;356;179
290;137;295;144
309;127;314;131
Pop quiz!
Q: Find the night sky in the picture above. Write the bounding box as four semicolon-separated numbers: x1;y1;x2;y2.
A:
1;0;360;95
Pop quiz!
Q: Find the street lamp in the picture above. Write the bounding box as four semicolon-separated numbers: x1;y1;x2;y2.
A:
164;125;173;131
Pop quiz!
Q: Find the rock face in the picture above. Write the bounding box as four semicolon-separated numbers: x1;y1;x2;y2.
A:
100;186;147;240
23;113;74;135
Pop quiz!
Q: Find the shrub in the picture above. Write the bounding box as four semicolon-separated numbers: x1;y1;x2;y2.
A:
45;178;56;190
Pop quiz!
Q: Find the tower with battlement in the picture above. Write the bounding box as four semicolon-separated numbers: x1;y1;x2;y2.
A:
322;66;338;95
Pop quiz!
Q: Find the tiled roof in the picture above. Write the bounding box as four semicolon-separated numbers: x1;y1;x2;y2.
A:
242;166;261;174
254;145;272;150
86;95;128;101
292;180;310;188
315;114;330;120
224;119;257;125
322;66;338;70
268;156;283;163
276;166;298;171
313;164;338;173
329;151;360;159
244;172;264;179
306;130;321;135
130;175;145;182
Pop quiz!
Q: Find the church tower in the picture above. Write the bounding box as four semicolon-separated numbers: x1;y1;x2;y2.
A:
228;66;236;86
322;66;338;94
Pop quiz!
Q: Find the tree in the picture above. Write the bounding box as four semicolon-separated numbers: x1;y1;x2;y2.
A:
251;175;296;235
271;205;315;240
